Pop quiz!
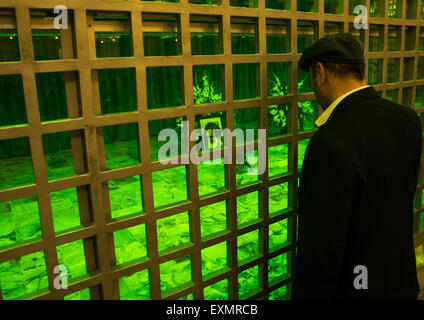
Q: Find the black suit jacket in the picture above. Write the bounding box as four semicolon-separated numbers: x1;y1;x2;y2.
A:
292;86;422;299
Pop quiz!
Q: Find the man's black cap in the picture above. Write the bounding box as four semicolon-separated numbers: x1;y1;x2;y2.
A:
299;33;365;72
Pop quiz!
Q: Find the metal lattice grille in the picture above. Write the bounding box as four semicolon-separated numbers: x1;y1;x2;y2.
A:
0;0;423;300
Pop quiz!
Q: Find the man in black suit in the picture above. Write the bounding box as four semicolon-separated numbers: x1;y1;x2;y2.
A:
292;33;422;299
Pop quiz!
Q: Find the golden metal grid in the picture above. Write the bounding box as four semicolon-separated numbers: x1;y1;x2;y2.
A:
0;0;422;300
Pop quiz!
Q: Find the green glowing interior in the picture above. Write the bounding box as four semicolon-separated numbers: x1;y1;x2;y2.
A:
1;8;422;300
0;28;298;300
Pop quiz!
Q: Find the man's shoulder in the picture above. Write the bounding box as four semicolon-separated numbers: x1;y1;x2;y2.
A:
363;94;419;118
324;94;420;132
358;97;421;133
312;95;422;157
374;97;419;117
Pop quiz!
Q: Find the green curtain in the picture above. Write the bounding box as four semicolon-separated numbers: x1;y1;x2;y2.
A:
298;34;314;53
98;68;136;115
231;33;256;54
95;33;136;145
324;0;342;13
191;33;220;55
0;137;32;160
422;2;424;20
297;32;314;93
42;132;71;154
95;33;131;58
144;33;179;56
36;72;71;154
103;123;138;145
36;72;68;122
233;63;258;101
266;33;289;54
0;74;27;128
189;0;220;4
419;36;424;50
230;0;257;7
32;30;61;61
146;66;183;110
297;0;315;11
0;74;28;160
418;58;424;79
0;30;25;160
234;108;259;138
232;33;257;103
0;32;70;158
0;28;288;157
0;30;20;62
266;0;289;10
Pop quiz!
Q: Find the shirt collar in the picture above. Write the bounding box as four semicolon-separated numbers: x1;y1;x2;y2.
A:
315;85;370;127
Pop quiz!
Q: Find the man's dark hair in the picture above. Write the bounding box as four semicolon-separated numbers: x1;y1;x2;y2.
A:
310;59;365;81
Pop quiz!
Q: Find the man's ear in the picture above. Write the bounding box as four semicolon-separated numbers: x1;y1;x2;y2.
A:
316;62;327;85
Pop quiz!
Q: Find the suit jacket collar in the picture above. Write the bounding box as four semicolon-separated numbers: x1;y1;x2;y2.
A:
323;86;380;126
